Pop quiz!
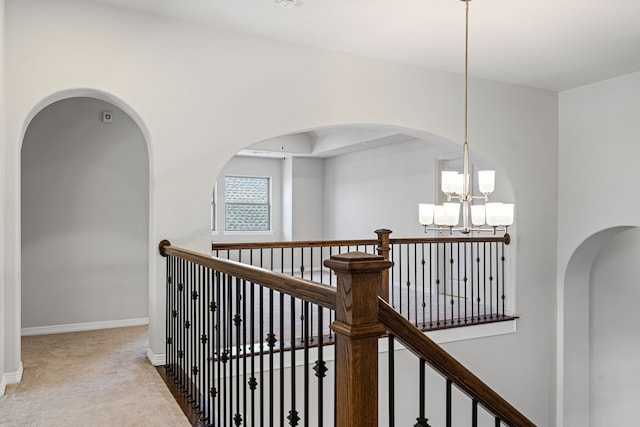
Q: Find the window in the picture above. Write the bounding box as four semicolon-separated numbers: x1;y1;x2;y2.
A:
224;176;271;232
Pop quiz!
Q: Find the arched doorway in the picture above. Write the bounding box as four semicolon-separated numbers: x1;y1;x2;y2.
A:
21;96;150;333
562;226;639;426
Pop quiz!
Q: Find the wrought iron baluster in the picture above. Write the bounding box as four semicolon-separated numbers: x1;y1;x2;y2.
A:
464;241;469;323
303;301;310;427
279;291;285;427
483;242;488;320
501;242;506;318
179;258;187;393
268;248;275;427
413;243;418;326
389;334;395;427
234;277;242;426
288;295;299;426
215;270;222;427
446;379;452;427
316;305;325;426
472;399;478;427
449;242;454;326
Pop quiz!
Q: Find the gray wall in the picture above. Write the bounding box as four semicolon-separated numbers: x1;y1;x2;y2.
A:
5;2;558;422
589;228;640;425
291;157;324;241
559;70;640;426
21;97;149;329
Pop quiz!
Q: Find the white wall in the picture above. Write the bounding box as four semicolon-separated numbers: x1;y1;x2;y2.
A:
21;97;149;330
558;70;640;426
3;0;558;422
323;137;515;239
589;228;640;426
324;139;438;239
0;0;6;394
291;157;324;241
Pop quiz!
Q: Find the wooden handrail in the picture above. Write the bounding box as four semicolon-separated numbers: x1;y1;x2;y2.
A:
159;240;336;310
211;238;378;251
378;299;535;427
210;233;510;251
389;234;510;245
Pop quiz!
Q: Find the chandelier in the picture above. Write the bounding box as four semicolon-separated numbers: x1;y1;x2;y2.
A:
419;0;514;236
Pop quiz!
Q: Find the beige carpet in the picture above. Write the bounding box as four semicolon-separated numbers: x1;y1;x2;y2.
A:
0;326;190;427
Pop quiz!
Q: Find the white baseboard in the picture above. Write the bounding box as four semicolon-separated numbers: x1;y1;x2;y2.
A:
21;318;149;336
147;348;166;366
1;362;24;396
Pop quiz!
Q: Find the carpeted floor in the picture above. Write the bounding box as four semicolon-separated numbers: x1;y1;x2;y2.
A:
0;326;190;427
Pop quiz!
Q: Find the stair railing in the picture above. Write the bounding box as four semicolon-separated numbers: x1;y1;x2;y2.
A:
212;229;514;331
159;240;534;426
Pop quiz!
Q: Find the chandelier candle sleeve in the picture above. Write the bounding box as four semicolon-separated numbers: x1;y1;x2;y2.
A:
419;204;435;225
470;205;485;226
441;171;458;194
478;170;495;195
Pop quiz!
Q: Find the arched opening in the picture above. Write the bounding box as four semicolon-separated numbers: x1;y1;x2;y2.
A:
563;226;639;426
210;124;516;242
21;96;150;333
209;124;519;340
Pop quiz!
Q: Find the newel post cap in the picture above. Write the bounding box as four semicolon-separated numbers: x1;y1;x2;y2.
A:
158;240;171;257
323;251;393;273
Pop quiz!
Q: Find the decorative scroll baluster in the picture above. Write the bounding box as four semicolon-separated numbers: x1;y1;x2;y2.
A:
279;290;285;426
316;304;326;426
288;294;298;426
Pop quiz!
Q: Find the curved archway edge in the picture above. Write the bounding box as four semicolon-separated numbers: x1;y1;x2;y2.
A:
21;88;153;157
15;88;156;359
561;226;636;426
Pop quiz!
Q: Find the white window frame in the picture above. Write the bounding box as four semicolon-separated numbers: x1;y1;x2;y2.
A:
223;175;272;234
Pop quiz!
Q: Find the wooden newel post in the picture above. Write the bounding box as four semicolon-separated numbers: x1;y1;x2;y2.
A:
324;252;393;427
375;229;392;302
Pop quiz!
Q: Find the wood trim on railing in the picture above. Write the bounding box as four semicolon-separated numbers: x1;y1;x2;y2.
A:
378;299;535;427
159;241;337;310
389;234;511;245
211;239;378;251
210;233;510;251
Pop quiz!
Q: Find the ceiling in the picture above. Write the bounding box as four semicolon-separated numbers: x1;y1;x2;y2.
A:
85;0;640;92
